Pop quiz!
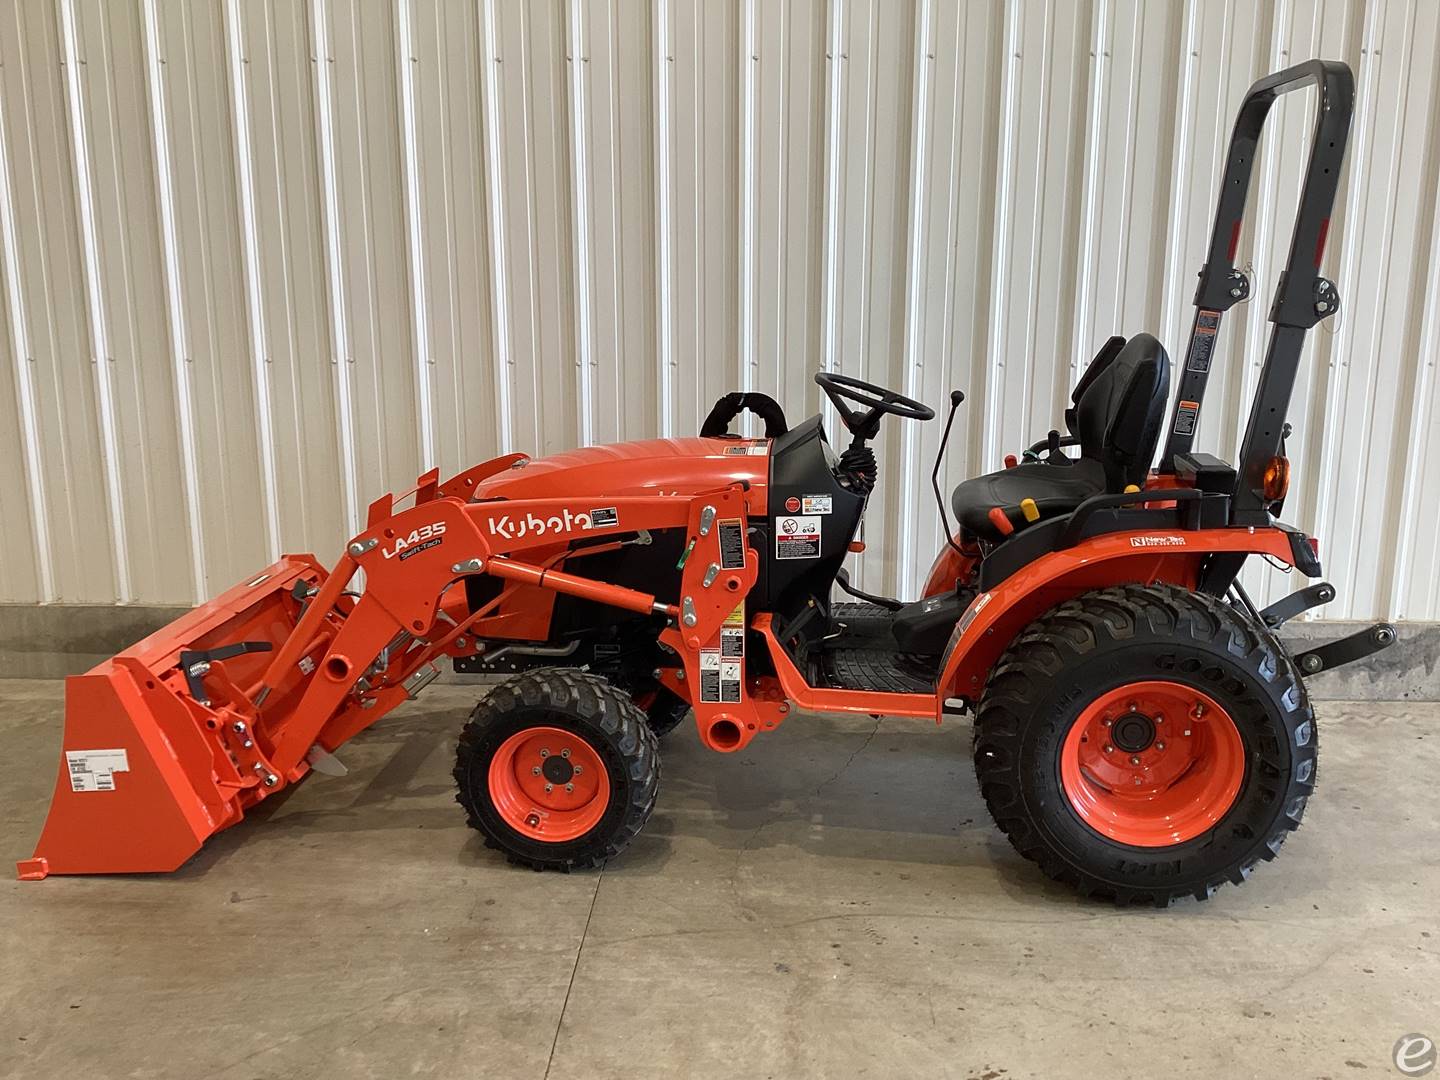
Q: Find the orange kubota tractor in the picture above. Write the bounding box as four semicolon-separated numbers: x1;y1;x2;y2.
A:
20;61;1395;904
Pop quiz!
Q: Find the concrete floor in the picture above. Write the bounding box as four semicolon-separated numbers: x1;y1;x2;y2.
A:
2;678;1437;1080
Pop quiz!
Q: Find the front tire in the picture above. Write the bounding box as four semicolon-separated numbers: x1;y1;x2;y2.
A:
973;585;1316;905
454;669;659;871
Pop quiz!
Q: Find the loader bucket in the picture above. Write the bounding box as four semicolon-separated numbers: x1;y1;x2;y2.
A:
17;556;330;880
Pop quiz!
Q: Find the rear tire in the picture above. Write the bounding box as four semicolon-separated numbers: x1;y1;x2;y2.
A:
973;584;1316;906
454;668;659;871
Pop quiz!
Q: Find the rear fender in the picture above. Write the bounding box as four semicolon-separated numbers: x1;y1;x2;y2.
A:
934;527;1297;715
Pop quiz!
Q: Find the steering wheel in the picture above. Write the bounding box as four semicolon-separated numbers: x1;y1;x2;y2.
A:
814;371;935;440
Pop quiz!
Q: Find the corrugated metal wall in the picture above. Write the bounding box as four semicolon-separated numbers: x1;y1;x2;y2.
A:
2;0;1438;620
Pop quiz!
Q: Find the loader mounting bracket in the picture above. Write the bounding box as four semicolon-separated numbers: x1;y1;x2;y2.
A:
179;641;275;705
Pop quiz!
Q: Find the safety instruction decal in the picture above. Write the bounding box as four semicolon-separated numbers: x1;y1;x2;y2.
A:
65;749;129;793
801;494;832;515
775;515;821;560
718;518;746;569
698;650;741;703
1172;399;1200;436
1186;311;1221;373
700;604;745;703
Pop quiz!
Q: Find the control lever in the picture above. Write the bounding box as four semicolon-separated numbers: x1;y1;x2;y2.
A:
932;390;967;558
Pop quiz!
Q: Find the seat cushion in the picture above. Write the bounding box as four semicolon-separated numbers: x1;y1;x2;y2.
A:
952;456;1108;541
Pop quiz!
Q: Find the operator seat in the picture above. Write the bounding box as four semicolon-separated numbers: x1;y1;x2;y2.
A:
951;333;1170;541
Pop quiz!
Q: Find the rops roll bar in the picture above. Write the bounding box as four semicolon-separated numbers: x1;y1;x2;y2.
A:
1159;59;1354;528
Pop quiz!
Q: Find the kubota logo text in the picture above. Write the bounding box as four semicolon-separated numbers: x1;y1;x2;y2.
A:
1129;535;1186;548
487;506;619;541
383;522;446;560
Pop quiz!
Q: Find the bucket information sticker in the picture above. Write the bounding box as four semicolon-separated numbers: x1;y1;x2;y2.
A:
65;749;129;793
775;515;821;560
801;494;832;515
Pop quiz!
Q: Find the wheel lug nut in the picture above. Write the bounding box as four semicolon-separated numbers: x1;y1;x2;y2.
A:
540;748;550;758
573;765;583;774
525;812;541;827
1130;755;1141;765
1101;718;1112;727
1103;744;1114;754
544;783;553;793
532;766;541;775
1156;741;1166;751
561;748;571;759
565;783;574;793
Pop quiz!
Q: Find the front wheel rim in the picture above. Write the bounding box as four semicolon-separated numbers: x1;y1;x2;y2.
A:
487;725;611;842
1059;681;1245;848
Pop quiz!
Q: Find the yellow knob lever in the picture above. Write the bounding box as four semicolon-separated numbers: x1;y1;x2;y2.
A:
1020;497;1040;523
1123;484;1141;494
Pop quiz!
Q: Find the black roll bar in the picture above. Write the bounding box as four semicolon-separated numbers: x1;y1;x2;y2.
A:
1159;60;1355;522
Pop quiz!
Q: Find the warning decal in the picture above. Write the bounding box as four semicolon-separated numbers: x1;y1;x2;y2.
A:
775;515;821;560
718;518;746;569
66;749;130;793
801;494;832;515
700;604;746;703
699;649;722;701
1172;399;1200;436
1186;311;1221;373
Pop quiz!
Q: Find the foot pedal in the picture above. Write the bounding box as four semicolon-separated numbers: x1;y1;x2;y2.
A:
834;568;903;612
1292;623;1396;676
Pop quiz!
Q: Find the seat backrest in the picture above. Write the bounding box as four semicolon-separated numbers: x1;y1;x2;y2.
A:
1063;335;1127;437
1073;332;1171;489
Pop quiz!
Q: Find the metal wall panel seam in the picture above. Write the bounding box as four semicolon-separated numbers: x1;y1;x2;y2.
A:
395;0;436;471
139;0;207;604
566;0;596;446
1110;4;1142;338
1157;0;1199;371
652;0;674;437
307;0;359;540
480;0;514;451
1015;2;1055;433
1311;1;1389;618
818;0;845;441
221;0;281;562
1070;0;1109;386
739;0;756;398
57;0;131;601
896;0;933;588
980;0;1023;470
1387;104;1440;619
0;62;54;601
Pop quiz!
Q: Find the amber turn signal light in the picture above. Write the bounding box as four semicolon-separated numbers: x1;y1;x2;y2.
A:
1262;456;1290;502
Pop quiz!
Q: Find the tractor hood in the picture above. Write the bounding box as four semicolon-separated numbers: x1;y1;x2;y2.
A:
472;436;771;509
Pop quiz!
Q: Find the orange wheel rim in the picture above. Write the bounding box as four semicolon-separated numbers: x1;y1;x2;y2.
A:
1059;681;1245;847
488;726;611;842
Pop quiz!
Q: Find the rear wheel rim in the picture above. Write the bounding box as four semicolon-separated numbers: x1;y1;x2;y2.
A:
488;725;611;842
1059;681;1245;848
